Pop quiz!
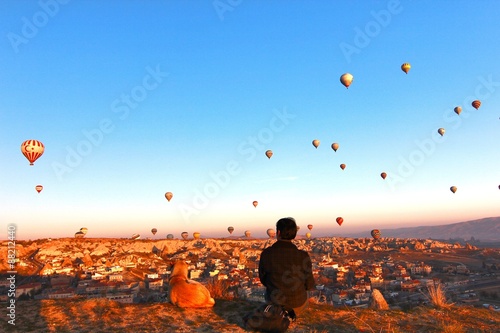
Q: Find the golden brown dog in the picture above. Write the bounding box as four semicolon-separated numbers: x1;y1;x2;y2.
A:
168;261;215;308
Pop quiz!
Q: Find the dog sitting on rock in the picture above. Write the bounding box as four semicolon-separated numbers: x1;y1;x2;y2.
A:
168;261;215;308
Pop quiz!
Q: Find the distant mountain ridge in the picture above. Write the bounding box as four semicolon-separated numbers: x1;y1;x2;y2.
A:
348;216;500;241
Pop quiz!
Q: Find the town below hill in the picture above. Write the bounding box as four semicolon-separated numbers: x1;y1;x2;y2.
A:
1;236;499;331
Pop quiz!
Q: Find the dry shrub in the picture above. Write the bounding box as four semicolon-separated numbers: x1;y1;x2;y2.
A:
205;277;232;300
439;320;465;333
426;282;453;309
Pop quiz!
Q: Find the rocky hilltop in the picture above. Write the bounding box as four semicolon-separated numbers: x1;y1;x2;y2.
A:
347;216;500;241
0;235;479;273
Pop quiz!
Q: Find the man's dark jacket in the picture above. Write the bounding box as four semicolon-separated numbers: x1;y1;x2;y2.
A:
258;240;315;309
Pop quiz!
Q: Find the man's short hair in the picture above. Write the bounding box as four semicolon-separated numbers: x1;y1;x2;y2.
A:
276;217;297;240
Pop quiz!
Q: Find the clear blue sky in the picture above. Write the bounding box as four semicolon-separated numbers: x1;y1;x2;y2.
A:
1;0;499;240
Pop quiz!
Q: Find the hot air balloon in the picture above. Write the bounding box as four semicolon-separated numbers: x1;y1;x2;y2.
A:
340;73;353;89
336;217;344;226
167;234;174;239
253;200;258;208
438;128;445;136
165;192;173;202
381;172;387;180
307;224;313;231
228;226;234;234
340;163;346;170
331;143;339;152
450;186;457;193
244;230;251;238
266;228;276;238
151;228;157;235
131;233;140;240
312;140;320;149
305;232;311;239
193;232;201;240
35;185;43;193
75;231;85;238
472;100;481;110
454;106;462;115
265;150;273;159
21;140;45;166
181;232;189;240
80;227;88;235
401;63;411;74
371;229;381;240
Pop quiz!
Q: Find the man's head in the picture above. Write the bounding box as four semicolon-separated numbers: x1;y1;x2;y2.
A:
276;217;297;240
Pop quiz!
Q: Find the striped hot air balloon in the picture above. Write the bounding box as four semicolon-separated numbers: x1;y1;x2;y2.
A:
35;185;43;193
21;140;45;165
472;100;481;110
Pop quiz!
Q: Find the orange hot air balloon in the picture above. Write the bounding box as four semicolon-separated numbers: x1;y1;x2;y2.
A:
244;230;251;238
305;232;311;239
340;73;353;89
165;192;173;202
401;63;411;74
371;229;381;240
131;233;140;240
181;232;188;240
336;217;344;226
381;172;387;180
75;231;85;238
35;185;43;193
438;128;445;136
252;200;258;208
151;228;157;235
331;143;339;152
265;150;273;159
307;224;313;231
21;140;45;166
312;139;320;149
80;227;88;235
340;163;346;170
472;100;481;110
454;106;462;115
193;232;201;240
266;228;276;238
450;186;457;193
227;226;234;234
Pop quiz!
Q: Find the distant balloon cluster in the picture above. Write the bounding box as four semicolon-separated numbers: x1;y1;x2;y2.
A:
21;61;498;240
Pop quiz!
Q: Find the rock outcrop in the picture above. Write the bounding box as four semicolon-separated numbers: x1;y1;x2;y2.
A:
369;289;389;310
